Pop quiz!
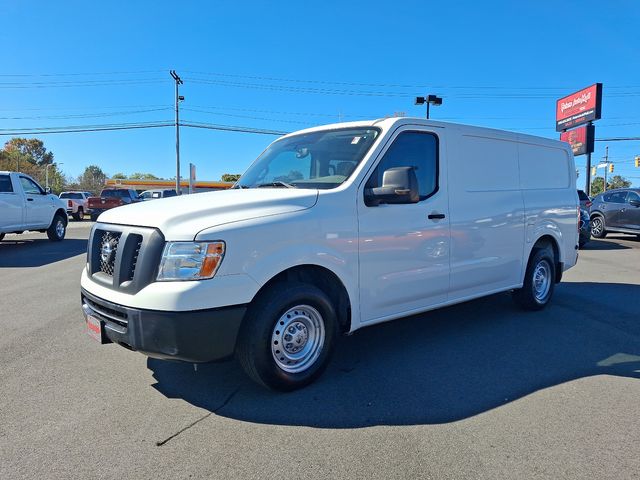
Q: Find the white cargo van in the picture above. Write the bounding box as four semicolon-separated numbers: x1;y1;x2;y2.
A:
80;118;579;391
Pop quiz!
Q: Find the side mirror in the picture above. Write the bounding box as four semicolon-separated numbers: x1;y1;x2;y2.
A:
630;199;640;207
44;187;52;194
365;166;420;206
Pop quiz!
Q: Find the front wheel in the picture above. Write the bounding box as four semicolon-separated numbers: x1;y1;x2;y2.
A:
513;246;556;311
47;213;67;241
590;215;607;238
236;282;338;391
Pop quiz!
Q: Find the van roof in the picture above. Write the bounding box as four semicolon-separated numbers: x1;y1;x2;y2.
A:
279;117;569;151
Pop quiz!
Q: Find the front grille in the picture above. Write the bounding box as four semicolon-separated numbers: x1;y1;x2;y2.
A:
127;235;143;281
99;231;121;276
83;295;128;328
88;223;165;294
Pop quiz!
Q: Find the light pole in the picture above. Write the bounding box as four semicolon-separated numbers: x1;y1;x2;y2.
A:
170;70;184;194
415;94;443;119
45;162;62;191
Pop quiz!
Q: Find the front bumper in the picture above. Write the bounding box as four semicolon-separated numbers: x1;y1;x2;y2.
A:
81;288;247;362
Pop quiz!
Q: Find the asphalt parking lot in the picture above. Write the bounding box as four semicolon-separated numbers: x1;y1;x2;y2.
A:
1;222;639;479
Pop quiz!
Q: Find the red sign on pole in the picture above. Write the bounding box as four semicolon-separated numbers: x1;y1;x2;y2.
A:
560;124;594;156
556;83;602;132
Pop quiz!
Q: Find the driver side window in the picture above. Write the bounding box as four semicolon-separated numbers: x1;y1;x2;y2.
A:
365;131;438;202
19;176;43;195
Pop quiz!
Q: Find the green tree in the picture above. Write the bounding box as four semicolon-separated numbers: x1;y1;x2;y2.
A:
221;173;241;182
3;138;54;167
78;165;108;194
111;172;127;179
129;172;160;180
590;175;631;196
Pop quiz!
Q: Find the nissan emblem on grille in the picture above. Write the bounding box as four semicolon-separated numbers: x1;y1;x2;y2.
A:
98;231;121;276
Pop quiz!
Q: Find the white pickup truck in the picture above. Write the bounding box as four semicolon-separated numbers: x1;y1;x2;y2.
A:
0;171;68;242
59;191;92;221
80;118;579;391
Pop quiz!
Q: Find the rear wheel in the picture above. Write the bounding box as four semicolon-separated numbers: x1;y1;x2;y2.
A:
236;282;337;391
90;213;99;222
73;208;84;221
46;213;67;241
590;215;607;238
513;246;556;311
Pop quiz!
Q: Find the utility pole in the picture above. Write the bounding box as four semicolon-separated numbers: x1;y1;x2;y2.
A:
585;121;593;195
170;70;184;194
602;146;609;192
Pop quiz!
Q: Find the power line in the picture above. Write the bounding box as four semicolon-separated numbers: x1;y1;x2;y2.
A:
0;107;172;120
0;122;173;135
0;69;167;77
0;79;166;89
182;70;640;92
0;120;287;136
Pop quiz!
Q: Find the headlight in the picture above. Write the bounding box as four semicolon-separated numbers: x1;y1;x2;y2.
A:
157;241;225;281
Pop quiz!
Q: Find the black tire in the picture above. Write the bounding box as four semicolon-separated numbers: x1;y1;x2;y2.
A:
73;208;84;221
46;213;67;241
90;213;99;222
236;282;338;391
513;245;556;311
590;215;607;238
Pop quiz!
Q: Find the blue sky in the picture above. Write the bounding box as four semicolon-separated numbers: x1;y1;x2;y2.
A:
2;0;639;187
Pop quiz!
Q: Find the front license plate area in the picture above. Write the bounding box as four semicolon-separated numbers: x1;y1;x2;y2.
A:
86;314;107;344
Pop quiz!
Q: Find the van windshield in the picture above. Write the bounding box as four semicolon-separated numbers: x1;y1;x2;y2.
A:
235;127;380;190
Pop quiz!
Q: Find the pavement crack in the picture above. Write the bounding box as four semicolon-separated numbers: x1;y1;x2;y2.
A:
155;385;241;447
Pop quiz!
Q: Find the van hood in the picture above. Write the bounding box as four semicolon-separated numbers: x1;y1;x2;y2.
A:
97;188;319;240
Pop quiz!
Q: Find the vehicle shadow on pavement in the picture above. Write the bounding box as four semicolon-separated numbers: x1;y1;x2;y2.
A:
582;239;631;250
148;281;640;428
0;239;88;267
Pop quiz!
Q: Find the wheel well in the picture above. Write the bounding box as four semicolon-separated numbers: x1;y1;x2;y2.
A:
590;211;603;220
54;208;68;223
254;265;352;333
531;235;561;283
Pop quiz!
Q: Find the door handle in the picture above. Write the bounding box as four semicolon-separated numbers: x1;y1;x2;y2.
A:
428;213;446;220
27;198;34;202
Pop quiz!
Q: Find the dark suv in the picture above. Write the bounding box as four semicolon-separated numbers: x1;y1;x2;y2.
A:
590;188;640;238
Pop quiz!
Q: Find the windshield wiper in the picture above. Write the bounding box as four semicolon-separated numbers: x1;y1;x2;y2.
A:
256;181;296;189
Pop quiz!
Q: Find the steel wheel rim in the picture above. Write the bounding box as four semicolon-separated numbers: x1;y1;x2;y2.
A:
591;217;602;236
533;259;551;302
56;220;65;237
271;304;325;374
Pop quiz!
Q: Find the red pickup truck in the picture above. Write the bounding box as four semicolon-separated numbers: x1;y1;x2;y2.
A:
88;188;140;221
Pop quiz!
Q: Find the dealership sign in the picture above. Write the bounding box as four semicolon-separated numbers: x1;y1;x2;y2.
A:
556;83;602;132
560;124;594;156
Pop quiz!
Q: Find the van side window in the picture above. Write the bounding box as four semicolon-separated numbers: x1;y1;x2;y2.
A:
0;174;13;193
366;131;438;201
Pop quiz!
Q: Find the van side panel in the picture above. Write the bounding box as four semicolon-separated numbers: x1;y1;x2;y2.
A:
518;138;578;269
447;130;526;299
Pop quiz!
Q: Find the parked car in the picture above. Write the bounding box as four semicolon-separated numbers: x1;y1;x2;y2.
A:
87;188;140;221
579;207;591;248
578;189;592;209
80;118;579;391
59;191;92;221
589;188;640;239
139;189;178;201
0;171;67;242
